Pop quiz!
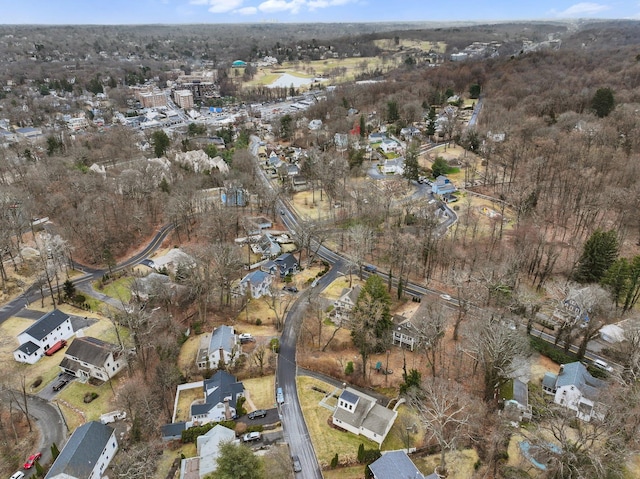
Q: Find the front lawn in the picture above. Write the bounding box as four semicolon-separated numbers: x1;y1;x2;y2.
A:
56;376;120;422
297;376;378;467
98;277;133;303
243;375;276;410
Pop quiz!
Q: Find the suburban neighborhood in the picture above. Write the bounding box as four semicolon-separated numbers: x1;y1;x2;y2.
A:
0;13;640;479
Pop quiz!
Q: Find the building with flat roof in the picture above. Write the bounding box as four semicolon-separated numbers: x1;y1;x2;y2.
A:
174;89;194;109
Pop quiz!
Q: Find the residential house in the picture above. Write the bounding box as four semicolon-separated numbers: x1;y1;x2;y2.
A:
14;310;74;364
238;270;273;299
431;175;456;195
379;138;402;155
180;424;237;479
261;253;299;278
368;132;386;144
190;371;245;425
251;233;281;259
152;248;196;276
382;157;404;175
333;285;361;325
369;451;429;479
503;379;532;423
196;326;238;370
391;316;423;352
542;362;605;421
59;336;126;382
45;421;118;479
399;126;421;139
15;127;43;140
332;387;397;446
552;288;592;329
267;152;283;169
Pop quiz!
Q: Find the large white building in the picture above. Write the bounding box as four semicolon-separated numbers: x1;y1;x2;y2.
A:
14;310;74;364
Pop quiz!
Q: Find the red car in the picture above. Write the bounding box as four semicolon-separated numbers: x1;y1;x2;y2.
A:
24;452;41;469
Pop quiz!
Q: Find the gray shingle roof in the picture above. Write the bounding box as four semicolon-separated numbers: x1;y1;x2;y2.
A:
45;421;114;479
208;326;235;354
556;362;604;400
64;336;116;367
16;341;40;355
23;309;70;341
369;451;425;479
340;389;359;405
191;371;244;416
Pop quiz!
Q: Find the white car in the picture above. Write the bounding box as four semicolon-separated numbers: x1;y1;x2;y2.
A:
593;359;613;372
10;472;25;479
440;293;452;301
242;431;261;442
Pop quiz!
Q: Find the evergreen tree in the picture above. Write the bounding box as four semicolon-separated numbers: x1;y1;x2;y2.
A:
403;141;420;182
601;257;630;308
212;441;263;479
351;275;393;380
574;229;619;283
51;442;60;460
62;279;76;299
386;100;399;123
359;114;366;138
591;87;615;118
426;107;437;137
151;130;170;158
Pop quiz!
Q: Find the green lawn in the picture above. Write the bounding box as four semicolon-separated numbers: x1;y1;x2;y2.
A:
99;277;133;303
57;376;121;422
297;376;378;467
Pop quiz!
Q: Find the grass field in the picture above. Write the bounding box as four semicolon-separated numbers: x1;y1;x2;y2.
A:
98;277;133;303
56;376;121;422
243;375;276;410
297;376;377;467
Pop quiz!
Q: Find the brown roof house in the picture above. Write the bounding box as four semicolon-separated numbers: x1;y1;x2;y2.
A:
332;387;397;446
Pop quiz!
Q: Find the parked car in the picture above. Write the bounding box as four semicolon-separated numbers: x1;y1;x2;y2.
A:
282;285;298;293
593;359;613;372
242;432;261;442
238;333;254;344
53;378;69;391
23;452;42;469
10;472;25;479
363;264;377;273
248;409;267;419
292;455;302;473
439;293;452;301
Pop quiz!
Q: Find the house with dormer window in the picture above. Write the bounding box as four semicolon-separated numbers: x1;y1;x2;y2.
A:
332;387;397;446
542;362;605;422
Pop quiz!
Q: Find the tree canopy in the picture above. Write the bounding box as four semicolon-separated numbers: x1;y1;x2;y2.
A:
208;441;263;479
591;87;615;118
151;130;171;158
574;229;619;283
351;275;393;380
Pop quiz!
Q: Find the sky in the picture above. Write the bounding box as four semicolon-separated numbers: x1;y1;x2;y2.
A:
1;0;639;24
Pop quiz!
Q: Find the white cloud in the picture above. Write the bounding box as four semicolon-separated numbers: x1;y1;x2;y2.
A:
308;0;354;10
235;6;258;14
258;0;307;14
190;0;245;13
554;2;611;17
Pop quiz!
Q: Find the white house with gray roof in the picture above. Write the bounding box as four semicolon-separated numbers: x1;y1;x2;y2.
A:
59;336;126;382
332;387;397;446
197;325;238;370
542;362;605;422
45;421;118;479
14;309;74;364
333;285;361;325
180;424;237;479
369;450;432;479
190;371;245;424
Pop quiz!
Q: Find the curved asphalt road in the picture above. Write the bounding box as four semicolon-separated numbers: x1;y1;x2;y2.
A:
0;223;175;324
0;392;66;478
